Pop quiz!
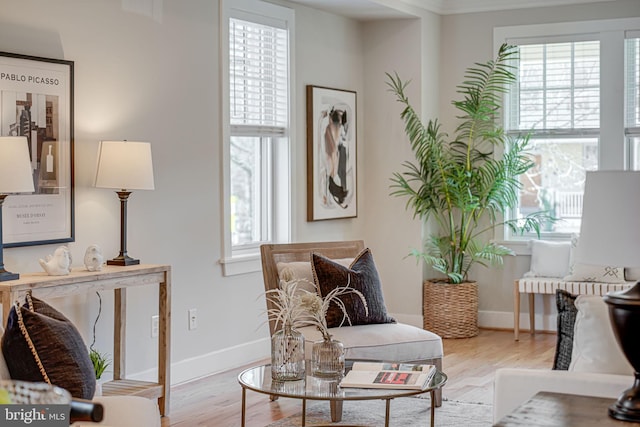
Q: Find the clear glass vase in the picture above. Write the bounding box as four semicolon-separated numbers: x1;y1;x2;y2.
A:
311;337;345;378
271;325;305;381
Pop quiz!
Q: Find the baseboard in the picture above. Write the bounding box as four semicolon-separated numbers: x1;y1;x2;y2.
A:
392;310;557;332
478;310;557;332
124;310;556;386
128;337;270;385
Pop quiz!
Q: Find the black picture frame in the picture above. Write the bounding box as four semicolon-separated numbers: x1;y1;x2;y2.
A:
0;51;74;247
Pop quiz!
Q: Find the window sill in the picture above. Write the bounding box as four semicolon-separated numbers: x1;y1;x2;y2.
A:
495;235;572;256
219;253;262;276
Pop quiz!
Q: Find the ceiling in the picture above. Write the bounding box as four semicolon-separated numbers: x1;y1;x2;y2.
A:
285;0;619;20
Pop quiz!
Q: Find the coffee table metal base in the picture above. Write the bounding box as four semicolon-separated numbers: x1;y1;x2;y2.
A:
240;386;438;427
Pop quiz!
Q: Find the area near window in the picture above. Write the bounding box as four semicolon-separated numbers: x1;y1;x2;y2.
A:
494;18;640;250
220;0;294;275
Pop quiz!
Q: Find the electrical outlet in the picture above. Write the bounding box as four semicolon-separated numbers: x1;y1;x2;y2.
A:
151;315;159;338
188;308;198;330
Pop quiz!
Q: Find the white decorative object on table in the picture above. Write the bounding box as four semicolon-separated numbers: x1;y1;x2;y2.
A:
84;244;104;271
39;246;72;276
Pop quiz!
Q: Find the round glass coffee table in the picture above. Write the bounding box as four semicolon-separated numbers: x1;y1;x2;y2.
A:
238;361;447;427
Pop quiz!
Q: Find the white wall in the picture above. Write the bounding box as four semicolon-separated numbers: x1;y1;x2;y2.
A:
361;15;440;326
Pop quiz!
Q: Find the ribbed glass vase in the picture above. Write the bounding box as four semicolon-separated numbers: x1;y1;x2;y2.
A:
311;337;345;378
271;324;305;381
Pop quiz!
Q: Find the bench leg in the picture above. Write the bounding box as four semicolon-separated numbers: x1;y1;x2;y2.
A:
514;281;520;341
528;293;535;335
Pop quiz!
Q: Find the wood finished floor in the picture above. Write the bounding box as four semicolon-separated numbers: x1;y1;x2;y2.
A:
161;329;556;427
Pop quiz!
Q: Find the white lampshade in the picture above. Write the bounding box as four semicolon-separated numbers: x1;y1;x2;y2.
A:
578;171;640;268
0;136;35;194
95;141;155;190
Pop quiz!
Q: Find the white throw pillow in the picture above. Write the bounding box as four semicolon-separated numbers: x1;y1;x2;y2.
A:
563;263;628;284
569;295;633;375
277;258;353;293
523;240;571;278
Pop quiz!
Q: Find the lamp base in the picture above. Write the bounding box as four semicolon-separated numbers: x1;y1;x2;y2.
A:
0;269;19;282
609;377;640;422
107;255;140;266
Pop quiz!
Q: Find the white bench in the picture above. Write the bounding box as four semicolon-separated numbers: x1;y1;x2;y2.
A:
513;278;633;340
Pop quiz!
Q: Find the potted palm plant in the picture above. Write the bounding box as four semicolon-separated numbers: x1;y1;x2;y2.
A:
387;44;550;338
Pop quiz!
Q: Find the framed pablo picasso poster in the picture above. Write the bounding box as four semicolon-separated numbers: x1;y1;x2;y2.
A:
306;85;357;221
0;51;74;247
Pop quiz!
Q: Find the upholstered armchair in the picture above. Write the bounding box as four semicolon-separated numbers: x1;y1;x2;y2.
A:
260;240;444;409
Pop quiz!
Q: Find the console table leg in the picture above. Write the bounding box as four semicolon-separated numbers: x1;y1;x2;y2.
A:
114;288;126;379
302;398;306;427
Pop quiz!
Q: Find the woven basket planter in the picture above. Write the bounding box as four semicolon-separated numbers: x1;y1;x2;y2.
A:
423;279;479;339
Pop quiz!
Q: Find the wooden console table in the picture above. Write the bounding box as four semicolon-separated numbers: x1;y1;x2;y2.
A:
0;263;171;416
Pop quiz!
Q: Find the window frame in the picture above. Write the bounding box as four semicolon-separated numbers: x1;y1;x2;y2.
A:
494;18;640;253
219;0;294;276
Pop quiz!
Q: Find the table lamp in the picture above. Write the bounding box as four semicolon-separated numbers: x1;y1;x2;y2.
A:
578;170;640;422
0;136;35;281
94;140;154;266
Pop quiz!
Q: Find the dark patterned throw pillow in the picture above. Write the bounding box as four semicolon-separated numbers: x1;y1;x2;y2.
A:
553;289;579;370
1;293;96;399
312;248;396;328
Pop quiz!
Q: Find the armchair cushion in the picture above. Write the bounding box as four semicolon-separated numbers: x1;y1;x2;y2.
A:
312;249;395;327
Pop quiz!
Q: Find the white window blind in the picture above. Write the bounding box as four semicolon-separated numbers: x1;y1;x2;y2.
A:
510;41;600;132
229;18;288;134
626;37;640;129
507;40;600;236
626;37;640;170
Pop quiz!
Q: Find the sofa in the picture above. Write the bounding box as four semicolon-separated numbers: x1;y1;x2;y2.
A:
493;292;634;423
0;323;161;426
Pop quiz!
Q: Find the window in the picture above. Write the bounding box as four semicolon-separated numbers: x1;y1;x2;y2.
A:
221;0;294;275
508;41;600;235
627;36;640;168
495;18;640;242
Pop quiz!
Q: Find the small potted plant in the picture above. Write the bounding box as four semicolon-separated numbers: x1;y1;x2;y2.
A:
89;348;111;395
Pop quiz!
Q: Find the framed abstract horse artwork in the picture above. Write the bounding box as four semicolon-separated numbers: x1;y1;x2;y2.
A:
306;85;357;221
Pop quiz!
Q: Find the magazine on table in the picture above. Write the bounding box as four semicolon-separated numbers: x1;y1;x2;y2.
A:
339;362;437;390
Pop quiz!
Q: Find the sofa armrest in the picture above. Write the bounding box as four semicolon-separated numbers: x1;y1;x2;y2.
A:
72;396;160;427
493;368;631;423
